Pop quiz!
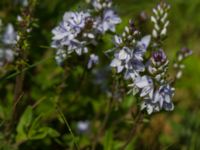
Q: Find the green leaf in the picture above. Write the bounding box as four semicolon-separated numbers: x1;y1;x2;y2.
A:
124;137;137;150
142;118;150;123
28;114;60;140
16;106;33;143
28;127;48;140
103;129;113;150
28;115;43;139
47;127;60;138
29;127;60;140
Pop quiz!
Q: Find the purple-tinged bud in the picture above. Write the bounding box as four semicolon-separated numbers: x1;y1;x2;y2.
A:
148;49;168;81
178;47;192;61
152;49;167;65
180;47;191;53
128;19;138;34
173;47;192;80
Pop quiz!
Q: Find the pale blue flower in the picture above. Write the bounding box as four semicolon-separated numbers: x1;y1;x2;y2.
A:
51;11;90;50
141;84;174;114
141;99;160;114
76;121;90;134
134;75;154;98
113;35;123;46
67;39;88;55
3;24;17;45
158;84;174;111
87;54;99;69
110;36;151;79
0;48;14;67
55;49;67;66
52;11;95;60
96;9;121;33
0;23;16;67
63;12;90;33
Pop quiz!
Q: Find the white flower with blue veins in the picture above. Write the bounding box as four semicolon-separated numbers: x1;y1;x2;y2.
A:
141;100;160;114
3;24;17;45
113;35;123;46
158;84;175;111
68;39;89;55
51;22;71;48
0;23;17;67
140;84;174;114
110;46;131;73
135;35;151;61
134;75;154;98
110;35;151;79
96;9;121;33
63;12;90;33
55;49;67;66
87;54;99;69
0;48;14;67
51;11;90;49
51;11;96;63
76;120;90;134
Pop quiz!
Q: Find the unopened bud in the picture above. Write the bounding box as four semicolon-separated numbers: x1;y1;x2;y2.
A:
152;29;157;38
161;28;167;36
151;16;157;24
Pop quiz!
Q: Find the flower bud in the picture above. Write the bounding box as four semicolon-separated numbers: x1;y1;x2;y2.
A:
160;28;167;36
152;49;167;65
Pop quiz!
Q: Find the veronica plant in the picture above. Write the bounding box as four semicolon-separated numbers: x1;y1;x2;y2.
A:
110;2;192;114
51;0;121;67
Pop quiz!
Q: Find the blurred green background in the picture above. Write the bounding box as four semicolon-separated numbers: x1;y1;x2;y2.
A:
0;0;200;149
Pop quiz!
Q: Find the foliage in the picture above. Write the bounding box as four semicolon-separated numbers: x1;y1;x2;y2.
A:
0;0;199;150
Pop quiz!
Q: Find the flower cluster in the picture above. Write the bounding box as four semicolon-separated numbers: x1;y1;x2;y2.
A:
87;53;99;69
90;0;112;12
52;11;92;56
134;49;175;114
174;47;192;79
110;20;151;80
51;0;121;66
110;2;191;114
151;2;170;47
0;22;17;67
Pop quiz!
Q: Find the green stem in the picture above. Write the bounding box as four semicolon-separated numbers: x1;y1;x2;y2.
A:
56;106;80;150
121;110;143;150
